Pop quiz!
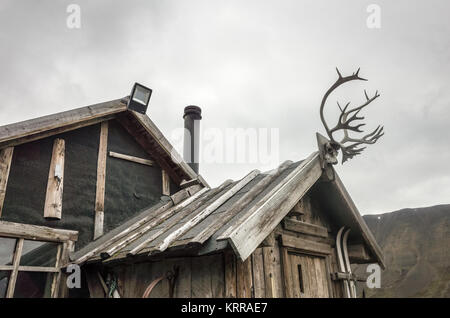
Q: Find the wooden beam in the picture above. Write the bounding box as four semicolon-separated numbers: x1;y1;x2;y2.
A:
282;218;329;238
179;178;200;189
162;169;170;195
108;151;154;166
0;220;78;242
6;238;23;298
218;152;322;261
0;265;60;272
44;139;65;219
0;146;14;217
348;244;371;263
50;244;63;298
57;241;75;298
94;121;108;240
280;234;331;255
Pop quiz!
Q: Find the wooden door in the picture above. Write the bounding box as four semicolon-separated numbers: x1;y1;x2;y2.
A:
288;253;330;298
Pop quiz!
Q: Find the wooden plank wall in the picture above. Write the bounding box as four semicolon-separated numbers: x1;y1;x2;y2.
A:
108;254;225;298
96;248;286;298
224;244;284;298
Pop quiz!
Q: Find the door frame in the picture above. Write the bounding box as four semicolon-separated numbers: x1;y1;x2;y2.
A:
279;235;334;298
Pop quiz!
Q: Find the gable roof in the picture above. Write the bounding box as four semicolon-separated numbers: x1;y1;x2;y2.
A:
0;97;202;185
71;152;385;269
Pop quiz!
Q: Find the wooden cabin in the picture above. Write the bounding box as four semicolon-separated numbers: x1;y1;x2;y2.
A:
0;96;384;298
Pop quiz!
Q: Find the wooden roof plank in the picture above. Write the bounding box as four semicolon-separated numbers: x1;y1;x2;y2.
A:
100;186;209;259
218;152;322;261
152;170;260;253
130;180;234;257
184;160;294;247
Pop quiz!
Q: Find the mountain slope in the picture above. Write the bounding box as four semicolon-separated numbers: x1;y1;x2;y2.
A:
361;204;450;298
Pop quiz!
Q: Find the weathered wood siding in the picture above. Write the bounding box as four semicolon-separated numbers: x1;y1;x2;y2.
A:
105;254;224;298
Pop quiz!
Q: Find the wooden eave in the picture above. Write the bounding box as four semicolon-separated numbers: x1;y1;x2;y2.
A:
330;172;386;269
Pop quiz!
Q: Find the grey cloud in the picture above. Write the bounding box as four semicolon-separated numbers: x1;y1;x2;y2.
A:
0;0;449;214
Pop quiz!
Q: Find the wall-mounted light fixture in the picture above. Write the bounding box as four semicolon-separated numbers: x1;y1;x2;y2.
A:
127;83;152;114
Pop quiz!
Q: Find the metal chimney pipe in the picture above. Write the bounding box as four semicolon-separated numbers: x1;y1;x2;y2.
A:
183;105;202;174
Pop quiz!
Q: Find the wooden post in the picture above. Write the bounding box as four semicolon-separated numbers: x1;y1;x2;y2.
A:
50;244;63;298
44;139;65;219
162;169;170;195
0;146;14;217
94;121;108;239
6;238;24;298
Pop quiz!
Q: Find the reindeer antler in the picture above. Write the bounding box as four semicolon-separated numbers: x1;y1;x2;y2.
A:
320;68;384;163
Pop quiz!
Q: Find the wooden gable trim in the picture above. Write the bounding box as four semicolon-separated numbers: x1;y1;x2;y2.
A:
332;172;385;269
115;113;184;185
0;99;126;149
218;152;322;261
129;111;198;181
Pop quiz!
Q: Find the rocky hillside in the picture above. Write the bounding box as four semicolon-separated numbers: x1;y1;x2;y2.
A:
359;204;450;297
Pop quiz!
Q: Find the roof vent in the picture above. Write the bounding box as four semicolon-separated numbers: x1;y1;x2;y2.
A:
183;106;202;174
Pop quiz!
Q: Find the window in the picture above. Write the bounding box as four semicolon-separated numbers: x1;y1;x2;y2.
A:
297;264;305;294
0;236;62;298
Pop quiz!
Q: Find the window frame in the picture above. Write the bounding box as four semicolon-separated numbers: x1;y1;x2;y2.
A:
0;221;78;298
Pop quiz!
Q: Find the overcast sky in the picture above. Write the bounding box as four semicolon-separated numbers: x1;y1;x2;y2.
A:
0;0;449;215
